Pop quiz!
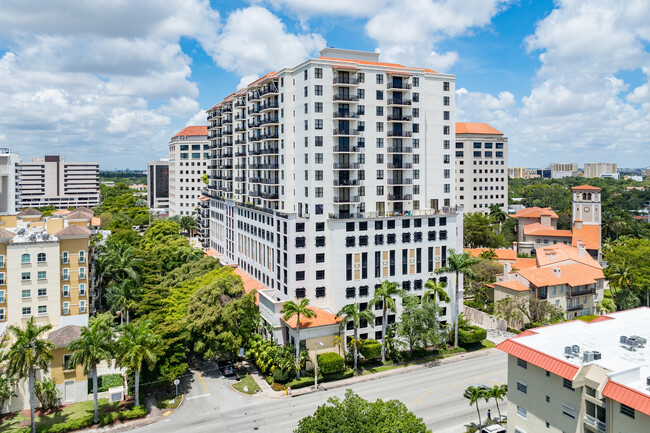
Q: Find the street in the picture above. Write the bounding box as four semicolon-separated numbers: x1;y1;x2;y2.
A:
131;350;507;433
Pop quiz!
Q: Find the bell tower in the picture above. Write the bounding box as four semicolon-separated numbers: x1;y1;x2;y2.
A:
572;185;601;226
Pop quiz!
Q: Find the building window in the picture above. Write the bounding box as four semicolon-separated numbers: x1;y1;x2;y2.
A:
295;288;306;299
620;403;635;419
443;96;450;106
516;381;528;394
79;267;86;279
79;250;86;263
0;307;4;321
22;307;31;317
38;305;47;315
346;236;356;247
376;122;383;132
22;272;30;281
315;102;323;112
37;271;46;280
37;253;46;263
517;358;528;369
315;67;322;78
316;270;325;280
63;302;70;315
346;287;356;298
316;287;326;298
79;284;86;296
563;378;574;390
374;234;384;245
315;85;323;96
315;236;326;247
295;237;306;247
315;136;323;147
316;253;325;263
296;254;305;264
443;81;450;91
376;74;383;84
21;289;31;298
376;90;383;100
296;271;305;281
21;253;30;264
517;406;527;419
79;300;87;313
38;288;47;297
0;290;4;303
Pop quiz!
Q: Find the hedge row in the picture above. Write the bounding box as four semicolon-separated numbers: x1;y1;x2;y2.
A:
317;352;344;375
360;339;382;360
30;405;147;433
458;325;487;346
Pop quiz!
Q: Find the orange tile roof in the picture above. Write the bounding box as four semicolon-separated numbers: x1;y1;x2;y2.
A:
247;71;278;87
523;223;572;237
603;380;650;417
205;249;218;257
515;207;559;219
496;338;579;380
455;122;503;135
198;196;209;202
232;267;266;304
536;243;601;269
91;217;100;226
572;185;601;191
518;263;604;288
494;279;530;292
465;248;517;261
172;125;208;138
318;57;437;74
53;209;71;215
283;306;343;329
571;224;600;251
512;258;538;270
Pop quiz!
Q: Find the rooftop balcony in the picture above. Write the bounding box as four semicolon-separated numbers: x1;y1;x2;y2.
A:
328;206;460;220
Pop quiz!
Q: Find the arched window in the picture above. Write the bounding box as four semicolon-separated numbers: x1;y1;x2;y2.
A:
37;253;46;263
21;253;30;264
587;193;592;200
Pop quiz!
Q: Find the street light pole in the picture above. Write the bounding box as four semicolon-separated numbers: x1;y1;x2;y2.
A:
314;341;323;389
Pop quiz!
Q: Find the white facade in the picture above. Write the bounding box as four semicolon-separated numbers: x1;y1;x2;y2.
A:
583;163;617;178
147;159;169;209
0;148;20;215
207;48;462;341
16;156;99;209
455;123;508;213
168;126;210;217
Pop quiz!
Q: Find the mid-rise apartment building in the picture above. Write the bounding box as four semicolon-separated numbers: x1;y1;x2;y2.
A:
206;48;462;343
454;122;508;212
498;308;650;433
0;208;92;411
168;126;210;216
16;156;99;209
509;167;526;179
583;163;617;178
0;148;20;215
147;159;169;209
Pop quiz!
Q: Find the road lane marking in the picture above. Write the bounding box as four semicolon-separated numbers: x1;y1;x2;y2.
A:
187;394;211;400
163;411;172;417
196;370;210;394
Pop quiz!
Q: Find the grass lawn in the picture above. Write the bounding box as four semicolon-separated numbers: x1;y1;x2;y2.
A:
155;394;182;410
2;398;118;432
232;373;261;395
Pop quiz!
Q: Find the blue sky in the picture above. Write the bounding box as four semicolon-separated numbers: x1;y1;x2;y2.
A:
0;0;649;169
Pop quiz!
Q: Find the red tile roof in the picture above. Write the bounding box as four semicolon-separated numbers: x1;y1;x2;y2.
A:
318;57;437;74
494;279;530;292
496;338;579;380
172;125;208;138
232;267;266;304
455;122;503;135
518;263;604;288
283;306;343;329
572;225;601;251
536;243;601;269
465;248;517;261
205;249;218;257
572;185;601;191
512;258;538;270
523;223;573;237
602;381;650;417
515;207;559;219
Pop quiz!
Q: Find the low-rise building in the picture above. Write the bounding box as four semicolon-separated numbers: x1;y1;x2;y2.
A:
147;159;169;210
497;308;650;433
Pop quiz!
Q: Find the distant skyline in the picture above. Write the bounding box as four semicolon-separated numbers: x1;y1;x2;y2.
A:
1;0;650;169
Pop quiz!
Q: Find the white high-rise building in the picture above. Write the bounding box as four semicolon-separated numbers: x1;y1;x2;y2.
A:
146;159;169;210
16;156;99;209
0;148;20;215
168;126;210;217
454;122;508;213
206;48;462;343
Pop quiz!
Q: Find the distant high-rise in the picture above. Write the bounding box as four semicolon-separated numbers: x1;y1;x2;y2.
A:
147;159;169;209
454;122;508;213
0;148;20;214
583;163;617;178
16;156;99;209
168;126;209;217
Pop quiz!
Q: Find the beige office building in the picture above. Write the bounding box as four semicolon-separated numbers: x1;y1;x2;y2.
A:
498;308;650;433
455;122;508;212
509;167;526;179
583;163;617;178
168;126;210;217
16;156;99;209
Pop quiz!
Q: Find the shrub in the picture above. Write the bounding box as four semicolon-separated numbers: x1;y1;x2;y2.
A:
265;375;274;385
118;405;148;420
458;325;487;346
360;339;382;360
286;376;316;390
317;352;344;375
272;368;291;384
271;382;286;391
323;369;355;381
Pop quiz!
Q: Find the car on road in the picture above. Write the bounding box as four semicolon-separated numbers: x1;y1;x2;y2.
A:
223;365;235;377
480;425;506;433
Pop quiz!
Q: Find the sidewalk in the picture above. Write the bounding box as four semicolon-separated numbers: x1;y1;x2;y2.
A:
244;360;274;394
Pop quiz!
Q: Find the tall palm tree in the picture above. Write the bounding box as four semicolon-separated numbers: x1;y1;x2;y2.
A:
106;242;144;285
489;204;507;234
464;385;487;428
117;321;161;407
607;259;632;300
436;249;479;347
486;384;507;421
478;248;498;261
92;253;110;311
5;318;54;433
68;318;114;424
106;279;142;324
370;280;402;362
281;299;316;379
336;303;374;372
179;215;198;237
424;279;451;349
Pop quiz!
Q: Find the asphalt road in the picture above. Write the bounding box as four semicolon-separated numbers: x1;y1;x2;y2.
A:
133;350;507;433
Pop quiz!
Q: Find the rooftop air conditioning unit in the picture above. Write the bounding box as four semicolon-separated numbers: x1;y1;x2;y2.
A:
631;335;647;347
620;335;627;344
647;376;650;387
572;345;580;355
583;351;594;363
592;351;602;360
564;346;573;357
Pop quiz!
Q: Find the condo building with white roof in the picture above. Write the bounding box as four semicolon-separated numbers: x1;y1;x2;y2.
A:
206;48;462;343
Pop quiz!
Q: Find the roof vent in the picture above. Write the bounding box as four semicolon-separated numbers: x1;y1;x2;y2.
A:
592;351;602;360
583;351;594;363
553;267;562;277
17;228;26;236
29;233;37;241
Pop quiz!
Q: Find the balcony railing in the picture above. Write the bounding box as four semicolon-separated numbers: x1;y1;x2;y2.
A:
333;179;362;186
567;304;583;311
387;162;413;169
387;114;412;122
584;415;606;433
387;194;413;201
333;162;362;169
333;196;361;203
333;77;359;85
333;129;362;136
387;146;413;153
387;82;412;89
333;94;359;102
333;111;359;119
387;98;412;105
333;146;362;153
568;287;596;297
387;130;412;137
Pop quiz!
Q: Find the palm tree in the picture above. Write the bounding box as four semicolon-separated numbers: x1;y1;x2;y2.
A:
607;260;632;301
478;248;498;261
489;204;507;234
0;373;16;415
92;253;110;311
68;318;114;424
4;318;54;433
179;215;198;237
336;303;374;372
464;385;488;428
281;299;316;379
370;280;402;362
424;279;451;349
106;279;142;324
117;321;161;407
486;384;507;421
105;242;144;285
436;249;479;347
